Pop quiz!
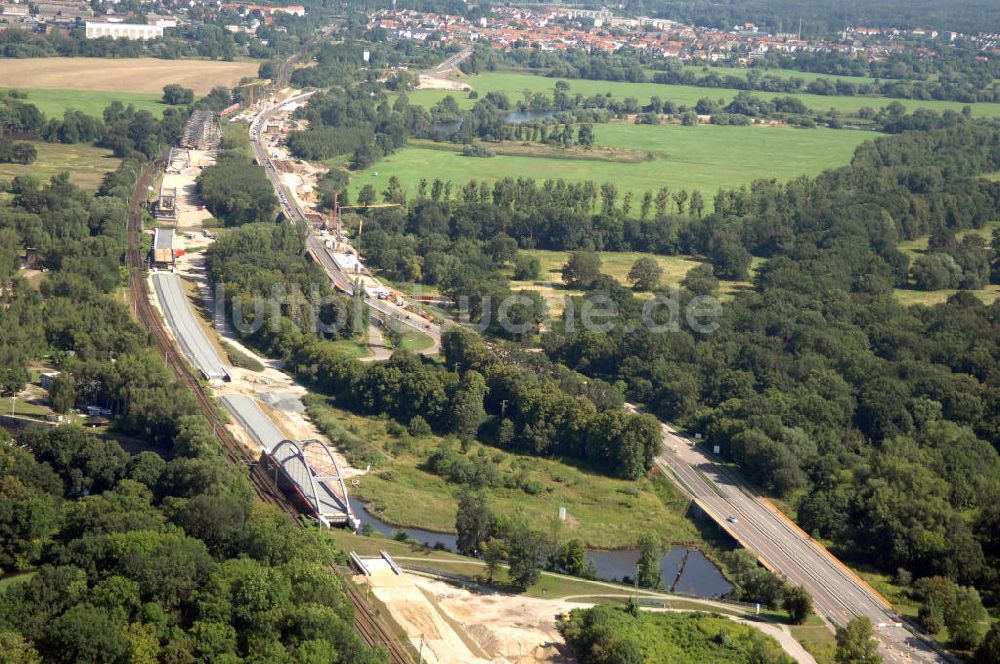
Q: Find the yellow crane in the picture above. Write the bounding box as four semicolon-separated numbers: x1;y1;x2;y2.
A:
238;81;260;108
331;201;401;243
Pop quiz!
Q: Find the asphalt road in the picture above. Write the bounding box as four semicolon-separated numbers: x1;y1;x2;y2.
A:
649;415;946;664
250;94;443;355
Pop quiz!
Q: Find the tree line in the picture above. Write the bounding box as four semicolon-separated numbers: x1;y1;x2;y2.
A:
462;42;1000;104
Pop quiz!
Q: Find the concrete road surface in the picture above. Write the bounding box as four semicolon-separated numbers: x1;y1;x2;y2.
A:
152;272;230;381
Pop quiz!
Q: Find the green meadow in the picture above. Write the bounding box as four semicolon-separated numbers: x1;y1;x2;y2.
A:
892;219;1000;306
353;121;870;202
679;64;879;84
0;141;120;192
1;88;173;119
407;70;1000;117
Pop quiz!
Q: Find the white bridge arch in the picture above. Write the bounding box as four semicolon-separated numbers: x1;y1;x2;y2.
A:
269;438;358;528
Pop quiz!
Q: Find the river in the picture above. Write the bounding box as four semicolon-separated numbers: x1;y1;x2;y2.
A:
352;500;733;599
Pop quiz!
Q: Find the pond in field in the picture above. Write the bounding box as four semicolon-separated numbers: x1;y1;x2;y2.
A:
431;110;557;134
352;500;732;599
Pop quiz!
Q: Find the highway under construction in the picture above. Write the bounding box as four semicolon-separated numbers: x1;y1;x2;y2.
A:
245;88;948;664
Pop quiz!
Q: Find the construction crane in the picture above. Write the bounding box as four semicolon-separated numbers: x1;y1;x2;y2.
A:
328;193;400;241
238;81;261;108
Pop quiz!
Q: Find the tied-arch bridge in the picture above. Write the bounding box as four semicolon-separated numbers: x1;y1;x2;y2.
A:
264;438;359;529
220;394;358;529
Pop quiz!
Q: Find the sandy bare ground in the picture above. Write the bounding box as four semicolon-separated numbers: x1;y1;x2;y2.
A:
376;561;817;664
418;74;471;91
162;149;215;227
366;572;570;664
0;57;257;95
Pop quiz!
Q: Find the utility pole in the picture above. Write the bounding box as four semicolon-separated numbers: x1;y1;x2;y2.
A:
417;634;424;664
500;399;508;418
634;563;643;604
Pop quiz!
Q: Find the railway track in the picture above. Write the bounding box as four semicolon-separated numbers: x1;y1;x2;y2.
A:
125;154;411;663
341;569;418;662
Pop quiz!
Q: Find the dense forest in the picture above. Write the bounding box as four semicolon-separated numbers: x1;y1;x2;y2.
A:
0;89;384;660
335;121;1000;643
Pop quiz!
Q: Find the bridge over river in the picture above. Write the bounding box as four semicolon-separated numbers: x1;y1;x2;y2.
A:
220;394;358;528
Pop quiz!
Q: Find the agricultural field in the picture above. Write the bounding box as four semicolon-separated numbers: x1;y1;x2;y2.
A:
354;121;870;203
409;70;1000;117
0;57;257;95
309;399;704;549
0;141;119;192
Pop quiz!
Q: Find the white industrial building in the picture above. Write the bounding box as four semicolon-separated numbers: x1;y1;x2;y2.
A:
85;21;163;39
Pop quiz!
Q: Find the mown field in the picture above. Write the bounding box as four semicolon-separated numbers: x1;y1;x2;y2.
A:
309;400;703;549
510;249;755;316
893;220;1000;306
0;57;257;95
354;121;870;203
408;70;1000;117
0;141;120;192
1;87;169;118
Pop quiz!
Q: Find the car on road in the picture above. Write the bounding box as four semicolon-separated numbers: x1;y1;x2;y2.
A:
727;515;738;524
